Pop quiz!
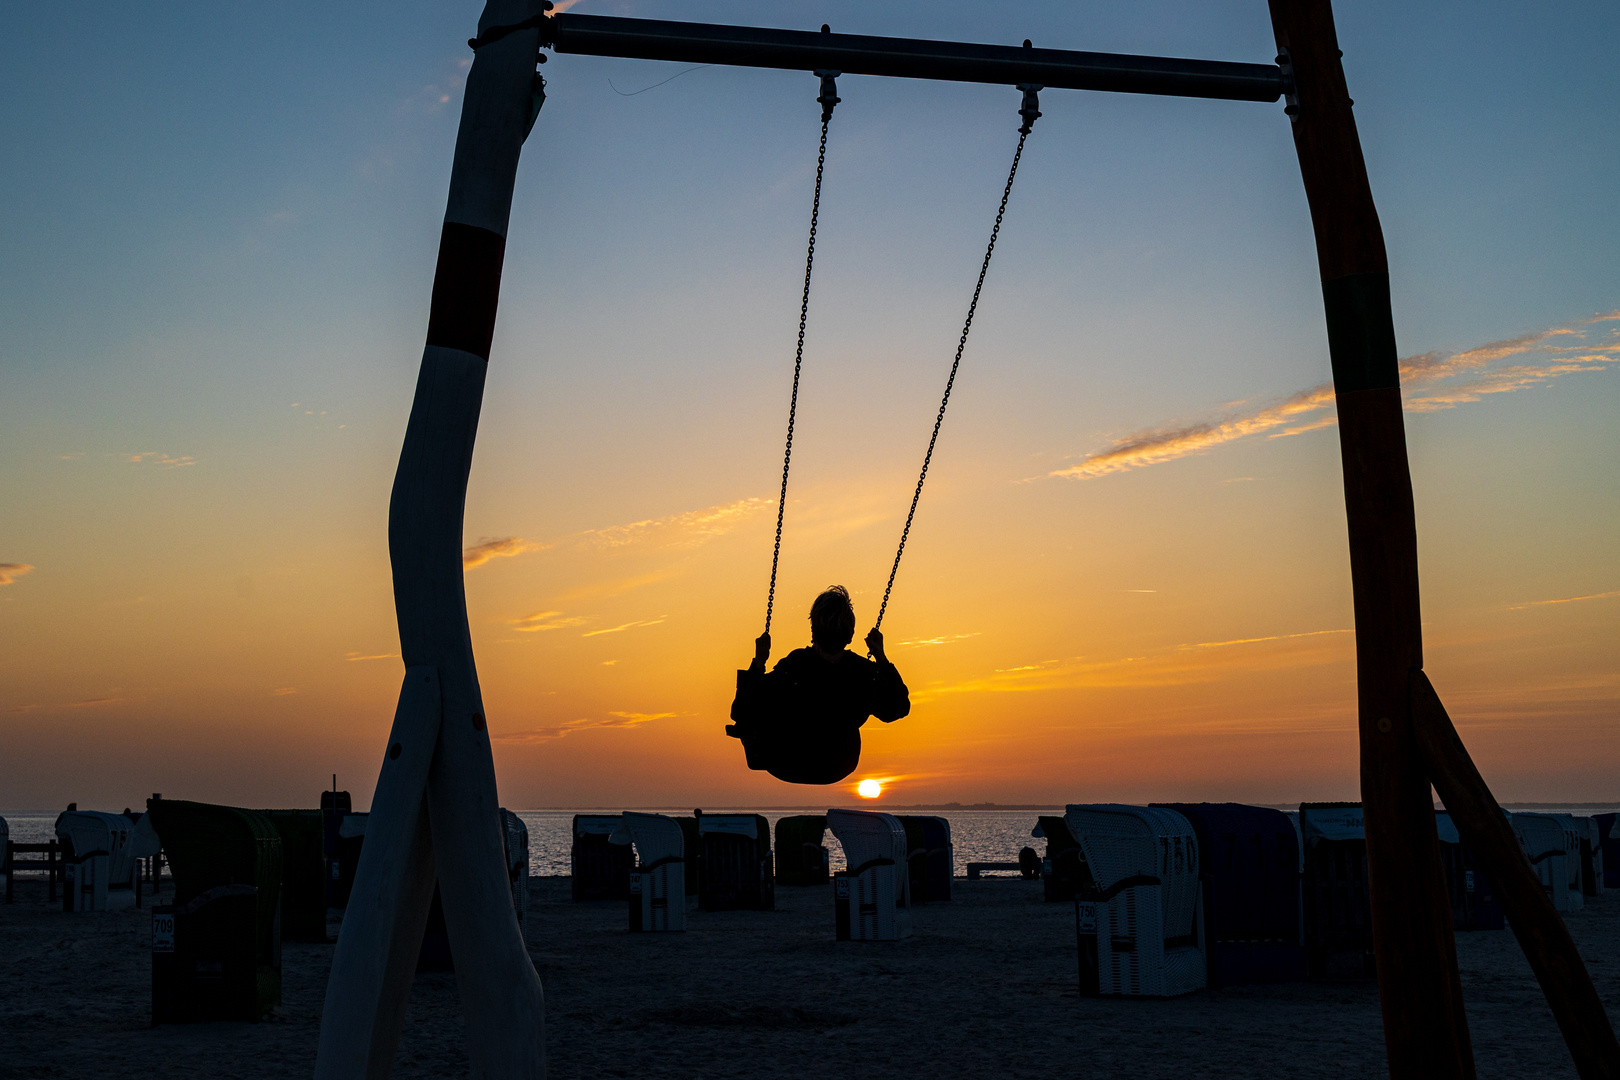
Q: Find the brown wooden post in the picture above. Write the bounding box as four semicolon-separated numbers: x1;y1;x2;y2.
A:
1266;3;1474;1077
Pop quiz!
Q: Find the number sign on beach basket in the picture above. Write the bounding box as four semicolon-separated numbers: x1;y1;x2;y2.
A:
1153;802;1306;987
1297;802;1374;979
697;813;773;911
572;814;634;902
1065;804;1205;998
896;816;953;903
613;813;687;932
774;815;831;886
143;797;283;1021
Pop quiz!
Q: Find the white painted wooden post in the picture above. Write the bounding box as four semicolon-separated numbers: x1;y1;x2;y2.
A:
316;2;547;1076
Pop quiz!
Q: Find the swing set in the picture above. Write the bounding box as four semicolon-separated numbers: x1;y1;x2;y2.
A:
314;5;1620;1080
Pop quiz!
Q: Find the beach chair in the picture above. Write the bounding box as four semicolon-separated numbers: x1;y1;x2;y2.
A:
0;816;8;897
1297;802;1374;978
826;808;911;941
1154;803;1305;986
774;815;830;886
1581;817;1605;897
1551;815;1587;909
262;809;327;942
1033;815;1088;902
143;797;282;1021
319;790;350;907
1434;812;1505;931
1597;814;1620;890
54;810;141;913
896;815;953;902
612;812;686;932
502;809;530;920
1065;804;1205;997
1513;813;1579;913
696;813;773;911
572;814;634;902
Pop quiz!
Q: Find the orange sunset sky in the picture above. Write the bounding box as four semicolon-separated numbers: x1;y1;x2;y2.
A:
2;1;1616;812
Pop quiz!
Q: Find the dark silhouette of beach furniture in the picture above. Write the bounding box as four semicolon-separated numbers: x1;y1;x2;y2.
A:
611;813;686;932
55;810;141;913
263;809;328;942
4;813;66;903
965;861;1022;879
1154;802;1307;987
319;789;350;907
1513;813;1583;914
1580;817;1607;897
1595;814;1619;890
774;815;830;886
827;809;911;940
696;812;773;911
332;812;367;909
1435;811;1505;932
503;809;530;920
1297;802;1374;979
571;814;633;902
144;797;283;1022
896;816;952;902
1066;804;1206;997
1032;815;1087;901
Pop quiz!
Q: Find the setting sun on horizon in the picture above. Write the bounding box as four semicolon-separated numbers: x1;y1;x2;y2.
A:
857;779;883;799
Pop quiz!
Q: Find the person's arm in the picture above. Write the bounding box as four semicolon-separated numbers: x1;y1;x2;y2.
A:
865;629;911;722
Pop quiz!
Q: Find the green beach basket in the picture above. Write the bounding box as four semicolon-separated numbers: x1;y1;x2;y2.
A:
145;797;283;1018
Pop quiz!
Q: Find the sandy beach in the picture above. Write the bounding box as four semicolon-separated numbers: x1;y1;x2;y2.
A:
2;874;1614;1079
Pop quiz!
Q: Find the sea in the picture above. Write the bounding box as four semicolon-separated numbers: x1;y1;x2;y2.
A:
7;805;1615;880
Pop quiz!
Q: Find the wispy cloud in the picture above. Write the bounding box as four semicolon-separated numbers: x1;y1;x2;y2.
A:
579;497;772;551
897;632;981;648
492;710;679;744
511;610;587;633
581;617;667;637
1508;589;1619;611
122;452;197;468
344;651;400;662
0;563;35;587
463;536;548;570
1049;313;1618;480
912;626;1353;701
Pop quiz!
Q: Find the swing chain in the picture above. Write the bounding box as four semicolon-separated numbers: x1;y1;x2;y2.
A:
873;92;1037;634
766;76;838;636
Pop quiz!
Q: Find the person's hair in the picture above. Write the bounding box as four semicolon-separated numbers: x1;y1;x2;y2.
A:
809;585;856;649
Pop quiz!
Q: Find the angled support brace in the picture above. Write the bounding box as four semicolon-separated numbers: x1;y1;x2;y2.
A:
1411;672;1620;1080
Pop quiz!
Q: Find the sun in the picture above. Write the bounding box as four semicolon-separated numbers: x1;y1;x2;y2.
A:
856;779;882;799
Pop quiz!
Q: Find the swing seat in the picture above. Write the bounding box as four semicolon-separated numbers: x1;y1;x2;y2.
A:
726;714;860;786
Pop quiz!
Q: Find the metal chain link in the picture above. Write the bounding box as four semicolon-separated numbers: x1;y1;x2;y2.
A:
764;115;831;635
874;128;1029;632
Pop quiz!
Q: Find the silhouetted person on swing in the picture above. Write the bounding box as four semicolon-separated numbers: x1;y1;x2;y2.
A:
728;586;910;785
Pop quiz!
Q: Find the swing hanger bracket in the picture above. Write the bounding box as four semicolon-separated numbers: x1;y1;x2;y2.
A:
814;69;841;123
1016;83;1042;134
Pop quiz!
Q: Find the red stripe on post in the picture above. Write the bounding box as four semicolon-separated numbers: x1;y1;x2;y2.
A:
425;221;508;361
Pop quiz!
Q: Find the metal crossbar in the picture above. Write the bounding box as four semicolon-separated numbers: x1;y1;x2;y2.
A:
541;14;1286;104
